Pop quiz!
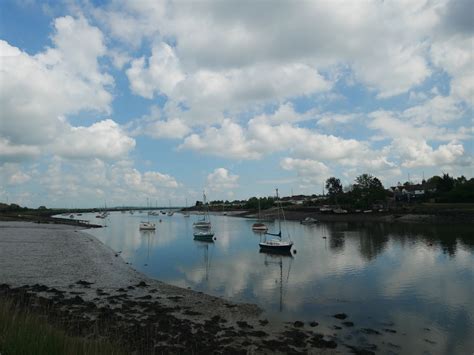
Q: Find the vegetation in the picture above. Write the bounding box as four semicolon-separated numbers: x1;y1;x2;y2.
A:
325;177;343;203
0;298;124;355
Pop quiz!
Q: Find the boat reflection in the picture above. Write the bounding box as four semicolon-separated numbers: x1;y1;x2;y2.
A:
194;240;213;282
140;229;155;266
261;250;293;312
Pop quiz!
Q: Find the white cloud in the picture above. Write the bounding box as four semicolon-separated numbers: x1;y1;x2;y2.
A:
52;119;136;160
430;35;474;104
131;106;191;139
280;158;330;186
206;168;239;193
34;158;180;207
317;113;360;128
0;138;40;162
393;138;465;168
0;163;32;186
109;0;441;99
0;16;113;161
126;42;185;98
179;119;259;159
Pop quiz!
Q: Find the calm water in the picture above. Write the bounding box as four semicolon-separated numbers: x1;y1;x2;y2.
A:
81;211;473;354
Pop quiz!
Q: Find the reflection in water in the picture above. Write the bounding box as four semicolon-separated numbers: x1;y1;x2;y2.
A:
194;240;213;282
261;251;293;312
82;212;474;354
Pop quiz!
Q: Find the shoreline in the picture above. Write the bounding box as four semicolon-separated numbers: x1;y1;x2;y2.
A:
0;221;342;353
208;208;474;224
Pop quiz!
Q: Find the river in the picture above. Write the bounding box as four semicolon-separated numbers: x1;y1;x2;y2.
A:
81;211;473;354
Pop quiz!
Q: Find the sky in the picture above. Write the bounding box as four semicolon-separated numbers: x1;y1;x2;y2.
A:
0;0;472;208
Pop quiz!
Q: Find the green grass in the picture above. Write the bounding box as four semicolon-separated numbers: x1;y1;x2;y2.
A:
0;298;125;355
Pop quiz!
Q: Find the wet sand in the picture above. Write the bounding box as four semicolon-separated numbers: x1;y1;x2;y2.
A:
0;222;340;353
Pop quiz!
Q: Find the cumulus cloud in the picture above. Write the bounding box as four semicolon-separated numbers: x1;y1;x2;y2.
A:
0;16;113;161
103;0;445;101
393;139;465;168
0;163;32;186
131;106;191;139
35;158;180;207
52;120;136;160
0;139;40;163
430;35;474;104
280;158;331;186
179;119;259;159
206;168;239;193
126;42;185;98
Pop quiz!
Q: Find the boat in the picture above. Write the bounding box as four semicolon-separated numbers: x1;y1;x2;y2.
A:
333;207;348;214
139;199;156;230
139;221;156;230
193;192;214;237
252;198;268;231
183;198;190;217
193;220;211;229
300;217;318;225
193;230;215;241
252;222;268;231
167;200;174;216
259;189;293;253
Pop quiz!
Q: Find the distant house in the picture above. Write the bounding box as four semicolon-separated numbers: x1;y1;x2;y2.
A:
391;183;436;201
277;195;308;205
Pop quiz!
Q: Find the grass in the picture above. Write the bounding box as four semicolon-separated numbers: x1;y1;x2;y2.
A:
0;298;124;355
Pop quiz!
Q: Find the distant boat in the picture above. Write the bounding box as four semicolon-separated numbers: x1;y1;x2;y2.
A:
259;189;293;253
139;221;156;230
140;199;156;230
300;217;318;225
252;199;268;232
183;198;190;217
193;192;214;238
333;208;348;214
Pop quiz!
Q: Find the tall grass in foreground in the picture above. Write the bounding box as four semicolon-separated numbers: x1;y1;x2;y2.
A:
0;298;124;355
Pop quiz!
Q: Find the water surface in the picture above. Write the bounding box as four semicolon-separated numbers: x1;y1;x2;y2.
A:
82;212;473;354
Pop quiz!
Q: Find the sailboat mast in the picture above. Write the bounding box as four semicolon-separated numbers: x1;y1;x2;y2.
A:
276;188;282;238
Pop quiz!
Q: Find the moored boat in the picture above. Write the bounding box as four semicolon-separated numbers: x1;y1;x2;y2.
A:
300;217;318;225
139;221;156;230
259;189;293;253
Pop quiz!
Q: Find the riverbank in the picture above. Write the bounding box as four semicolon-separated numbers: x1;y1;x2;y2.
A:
226;204;474;224
0;222;343;354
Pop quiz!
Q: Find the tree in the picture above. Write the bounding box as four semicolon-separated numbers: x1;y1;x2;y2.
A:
325;177;343;203
438;173;454;192
353;174;386;208
325;177;343;196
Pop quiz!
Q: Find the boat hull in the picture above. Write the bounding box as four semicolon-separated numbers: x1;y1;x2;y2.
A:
193;223;211;229
193;233;215;241
259;241;293;252
252;223;268;231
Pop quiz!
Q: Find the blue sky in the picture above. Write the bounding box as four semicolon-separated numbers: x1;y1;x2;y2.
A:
0;0;472;208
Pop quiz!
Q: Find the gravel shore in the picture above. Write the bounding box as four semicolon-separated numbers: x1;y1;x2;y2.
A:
0;222;339;354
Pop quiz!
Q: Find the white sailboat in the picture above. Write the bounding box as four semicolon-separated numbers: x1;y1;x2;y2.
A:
140;198;156;230
183;198;190;218
259;189;293;253
167;200;174;216
193;192;214;240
